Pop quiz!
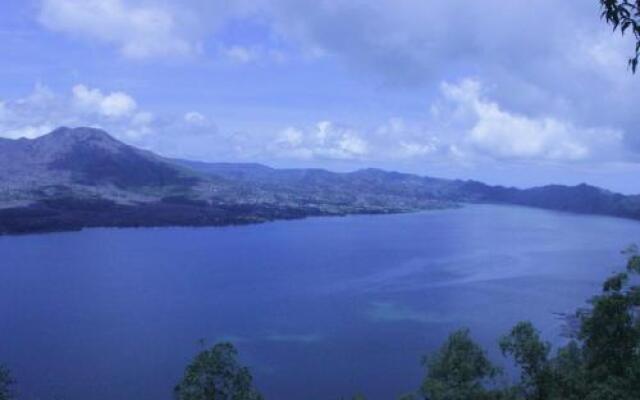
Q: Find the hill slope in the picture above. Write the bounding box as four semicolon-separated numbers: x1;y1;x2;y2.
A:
0;127;638;234
178;159;640;221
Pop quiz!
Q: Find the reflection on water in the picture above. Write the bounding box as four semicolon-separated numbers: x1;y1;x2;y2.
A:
367;301;453;324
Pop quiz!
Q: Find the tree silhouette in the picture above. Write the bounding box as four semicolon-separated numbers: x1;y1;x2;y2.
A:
600;0;640;72
175;342;262;400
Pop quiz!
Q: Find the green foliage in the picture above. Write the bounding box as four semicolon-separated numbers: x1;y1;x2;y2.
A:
579;245;640;385
580;291;638;378
548;341;587;400
600;0;640;72
0;366;14;400
174;342;263;400
602;272;628;292
421;328;500;400
499;322;552;400
624;244;640;272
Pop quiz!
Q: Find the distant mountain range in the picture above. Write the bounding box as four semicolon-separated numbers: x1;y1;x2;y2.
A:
0;126;638;234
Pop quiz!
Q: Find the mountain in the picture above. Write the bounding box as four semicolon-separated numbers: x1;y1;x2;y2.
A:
0;126;638;234
177;160;640;220
0;127;200;205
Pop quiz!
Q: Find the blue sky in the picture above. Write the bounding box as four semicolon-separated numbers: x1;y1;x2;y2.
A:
2;0;640;192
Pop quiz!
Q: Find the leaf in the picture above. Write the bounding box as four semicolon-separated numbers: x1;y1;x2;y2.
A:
603;272;628;292
630;57;639;73
627;255;640;272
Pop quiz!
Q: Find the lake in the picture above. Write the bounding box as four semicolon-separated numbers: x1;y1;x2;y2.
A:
1;204;640;400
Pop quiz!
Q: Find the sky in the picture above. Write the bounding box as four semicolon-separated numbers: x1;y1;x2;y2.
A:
1;0;640;193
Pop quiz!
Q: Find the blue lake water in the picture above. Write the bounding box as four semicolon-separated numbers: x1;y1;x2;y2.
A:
2;204;640;400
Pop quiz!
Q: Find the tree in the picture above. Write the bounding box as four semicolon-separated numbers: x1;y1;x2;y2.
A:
600;0;640;72
548;341;587;400
421;329;501;400
0;365;14;400
574;246;640;397
499;322;552;400
174;342;263;400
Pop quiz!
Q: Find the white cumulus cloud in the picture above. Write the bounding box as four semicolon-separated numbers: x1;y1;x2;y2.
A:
264;79;626;167
72;84;137;118
271;121;369;160
438;79;624;162
0;84;155;141
39;0;199;59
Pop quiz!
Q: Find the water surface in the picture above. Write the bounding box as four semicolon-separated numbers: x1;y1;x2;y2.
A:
1;205;639;399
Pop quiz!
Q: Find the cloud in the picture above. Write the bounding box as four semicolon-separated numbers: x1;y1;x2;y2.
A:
269;118;439;163
38;0;201;59
216;0;637;156
259;0;578;80
0;84;65;139
20;1;640;191
0;84;250;161
35;1;640;143
271;121;369;160
266;79;625;165
0;84;154;141
0;123;56;140
1;78;625;176
438;79;622;162
72;84;137;118
0;79;629;179
224;45;259;64
184;111;207;126
219;44;288;64
33;0;640;134
373;118;440;160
